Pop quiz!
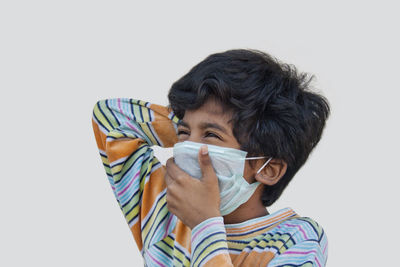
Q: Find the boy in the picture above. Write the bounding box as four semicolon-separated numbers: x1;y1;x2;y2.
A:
92;49;330;266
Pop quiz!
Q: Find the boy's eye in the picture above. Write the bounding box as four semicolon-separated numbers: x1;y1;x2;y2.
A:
177;130;189;136
205;132;221;139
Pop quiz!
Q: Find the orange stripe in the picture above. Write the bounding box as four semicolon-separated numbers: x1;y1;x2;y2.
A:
149;104;178;148
232;250;248;266
92;119;107;151
259;251;275;266
130;222;143;251
106;138;145;163
152;120;178;148
233;250;274;266
203;253;233;267
141;167;168;219
149;103;172;118
174;220;191;251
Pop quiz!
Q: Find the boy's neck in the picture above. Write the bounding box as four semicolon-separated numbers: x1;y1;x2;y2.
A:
222;184;269;224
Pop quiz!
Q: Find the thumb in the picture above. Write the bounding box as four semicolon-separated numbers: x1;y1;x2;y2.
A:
198;145;217;183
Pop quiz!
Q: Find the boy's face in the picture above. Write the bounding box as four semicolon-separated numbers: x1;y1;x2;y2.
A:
176;98;257;183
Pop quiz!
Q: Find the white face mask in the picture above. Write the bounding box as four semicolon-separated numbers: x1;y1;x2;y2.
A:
173;141;272;216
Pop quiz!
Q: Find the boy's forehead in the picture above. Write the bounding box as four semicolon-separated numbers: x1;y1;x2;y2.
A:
199;99;226;114
181;99;233;126
192;99;231;117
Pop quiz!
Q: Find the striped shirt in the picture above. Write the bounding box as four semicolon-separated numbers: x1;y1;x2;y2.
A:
92;98;328;267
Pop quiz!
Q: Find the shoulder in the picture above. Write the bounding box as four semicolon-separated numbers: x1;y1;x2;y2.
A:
271;215;328;254
267;216;328;266
277;216;326;243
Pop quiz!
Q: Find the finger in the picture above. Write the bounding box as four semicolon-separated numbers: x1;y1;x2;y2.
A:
166;157;188;184
198;145;217;183
165;190;176;214
164;172;174;186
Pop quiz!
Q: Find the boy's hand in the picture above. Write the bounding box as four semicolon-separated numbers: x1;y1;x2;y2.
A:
165;145;221;229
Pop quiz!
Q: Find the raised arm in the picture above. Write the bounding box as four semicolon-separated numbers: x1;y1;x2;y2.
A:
92;98;179;252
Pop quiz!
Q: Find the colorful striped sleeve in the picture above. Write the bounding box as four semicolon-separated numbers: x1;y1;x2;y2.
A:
191;217;233;267
92;98;180;253
267;218;328;267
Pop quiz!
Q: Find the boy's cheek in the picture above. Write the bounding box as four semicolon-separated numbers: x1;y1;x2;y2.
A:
177;136;187;142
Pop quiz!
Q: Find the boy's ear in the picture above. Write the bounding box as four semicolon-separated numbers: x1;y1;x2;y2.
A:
255;159;287;186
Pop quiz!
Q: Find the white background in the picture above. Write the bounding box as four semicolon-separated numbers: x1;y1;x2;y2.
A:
1;1;399;266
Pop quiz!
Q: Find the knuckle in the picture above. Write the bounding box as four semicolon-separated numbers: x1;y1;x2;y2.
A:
167;182;176;192
176;174;186;183
167;185;179;199
173;176;181;184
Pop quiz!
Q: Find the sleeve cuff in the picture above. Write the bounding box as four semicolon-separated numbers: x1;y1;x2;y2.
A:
191;217;228;266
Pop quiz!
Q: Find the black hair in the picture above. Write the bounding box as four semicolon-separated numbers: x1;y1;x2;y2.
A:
168;49;330;206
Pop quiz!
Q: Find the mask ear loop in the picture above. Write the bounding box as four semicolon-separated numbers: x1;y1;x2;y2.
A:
245;156;266;160
256;157;273;174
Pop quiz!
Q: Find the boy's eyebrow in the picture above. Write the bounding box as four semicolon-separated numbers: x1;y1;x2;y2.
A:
177;120;229;135
199;122;228;134
177;120;189;128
